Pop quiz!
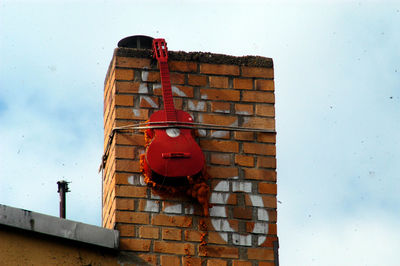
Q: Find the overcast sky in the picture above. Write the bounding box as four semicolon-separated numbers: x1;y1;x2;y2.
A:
1;1;399;265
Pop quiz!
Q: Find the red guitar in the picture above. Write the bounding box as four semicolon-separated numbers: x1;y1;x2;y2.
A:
145;39;205;179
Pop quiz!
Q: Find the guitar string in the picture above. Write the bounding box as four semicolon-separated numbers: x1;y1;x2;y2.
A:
99;122;276;171
113;123;276;133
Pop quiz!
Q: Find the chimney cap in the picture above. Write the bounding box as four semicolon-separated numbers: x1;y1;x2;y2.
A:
118;35;154;49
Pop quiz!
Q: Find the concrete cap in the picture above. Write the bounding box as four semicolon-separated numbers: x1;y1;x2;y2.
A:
0;204;119;249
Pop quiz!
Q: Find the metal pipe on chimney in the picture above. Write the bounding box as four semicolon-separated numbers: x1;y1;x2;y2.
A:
57;180;70;219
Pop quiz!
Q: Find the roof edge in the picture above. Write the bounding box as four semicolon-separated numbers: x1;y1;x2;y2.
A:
0;204;119;249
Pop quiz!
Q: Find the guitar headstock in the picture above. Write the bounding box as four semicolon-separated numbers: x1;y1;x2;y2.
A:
152;38;168;63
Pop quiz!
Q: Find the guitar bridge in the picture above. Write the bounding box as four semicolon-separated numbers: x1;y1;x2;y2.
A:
162;152;191;159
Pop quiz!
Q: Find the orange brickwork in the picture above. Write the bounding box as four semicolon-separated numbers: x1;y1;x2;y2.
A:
102;47;278;265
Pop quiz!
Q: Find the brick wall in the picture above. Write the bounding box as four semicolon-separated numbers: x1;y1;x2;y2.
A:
102;46;278;265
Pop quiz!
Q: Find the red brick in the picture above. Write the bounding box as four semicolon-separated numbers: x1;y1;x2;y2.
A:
232;261;252;266
241;66;274;78
170;72;185;85
207;232;227;244
115;159;140;172
116;211;149;224
115;68;134;80
200;139;239;153
211;102;231;113
138;254;157;265
242;91;274;103
201;113;237;127
154;85;194;97
174;98;183;109
139;226;159;239
115;95;134;106
182;257;202;266
233;207;252;219
259;262;275;266
257;132;276;143
114;172;133;185
226;194;238;205
256;104;275;117
209;76;229;88
115;185;147;198
200;63;239;75
245;194;276;208
258;183;277;195
256;79;274;91
210;153;231;165
235;103;253;115
268;210;278;222
235;155;254;167
243;143;276;156
200;88;240;101
120;238;151;251
115;145;135;159
247;248;274;260
233;78;253;90
199;245;239;258
140;96;159;108
142;71;159;82
184;230;202;242
269;223;277;235
116;198;134;210
162;228;182;240
207;259;227;266
257;157;276;168
243;117;275;131
188;74;207;86
116;224;135;237
154;241;195;255
116;81;143;93
244;168;277;181
234;131;254;141
152;214;192;227
169;61;197;72
116;133;145;146
161;255;180;266
116;56;151;68
115;107;149;120
207;166;238;178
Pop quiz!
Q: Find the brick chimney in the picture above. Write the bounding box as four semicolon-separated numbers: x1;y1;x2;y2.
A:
102;36;278;265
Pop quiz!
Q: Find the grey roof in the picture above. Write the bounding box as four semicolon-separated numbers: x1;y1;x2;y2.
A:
0;204;119;249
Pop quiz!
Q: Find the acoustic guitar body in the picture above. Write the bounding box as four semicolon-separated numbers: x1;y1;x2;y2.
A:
146;110;205;178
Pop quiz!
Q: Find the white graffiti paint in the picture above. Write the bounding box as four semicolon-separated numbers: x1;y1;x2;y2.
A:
171;86;187;97
153;84;186;97
188;100;206;111
141;71;149;82
132;108;141;117
210;119;238;138
236;110;251;115
144;200;159;213
139;83;148;93
141;96;158;108
209;177;269;247
127;175;146;186
184;205;194;215
163;203;182;214
197;129;207;137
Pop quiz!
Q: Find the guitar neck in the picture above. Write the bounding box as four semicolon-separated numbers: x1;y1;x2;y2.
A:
159;62;177;122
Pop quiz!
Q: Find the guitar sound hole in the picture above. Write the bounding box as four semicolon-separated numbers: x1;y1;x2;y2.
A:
166;128;181;138
150;171;202;187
